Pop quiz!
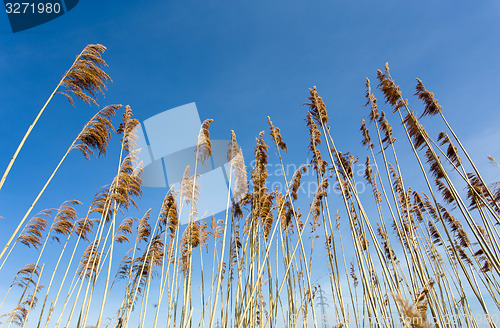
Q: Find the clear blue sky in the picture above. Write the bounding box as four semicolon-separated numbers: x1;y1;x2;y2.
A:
1;0;500;326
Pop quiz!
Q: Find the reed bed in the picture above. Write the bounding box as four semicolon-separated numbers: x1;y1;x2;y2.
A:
0;46;499;328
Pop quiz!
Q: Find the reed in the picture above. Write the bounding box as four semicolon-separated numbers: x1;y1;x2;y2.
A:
1;52;500;328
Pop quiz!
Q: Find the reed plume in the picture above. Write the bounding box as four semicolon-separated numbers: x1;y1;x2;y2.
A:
304;86;329;124
13;264;41;289
403;111;429;150
115;217;135;244
360;119;373;149
78;241;101;279
437;131;462;168
50;200;81;242
110;150;143;210
180;166;200;215
378;111;396;145
58;44;111;106
117;105;140;152
136;209;152;244
488;155;500;168
364;156;373;185
179;222;202;274
89;185;113;222
415;78;442;117
394;293;432;328
290;164;309;202
306;112;327;176
0;105;119;265
4;54;500;328
73;105;120;159
365;78;379;122
1;278;44;327
0;44;111;192
252;131;270;195
267;116;287;151
160;192;179;237
16;210;53;249
73;217;98;242
275;191;292;230
227;130;248;202
134;235;164;283
466;172;488;210
376;63;406;112
196;119;214;165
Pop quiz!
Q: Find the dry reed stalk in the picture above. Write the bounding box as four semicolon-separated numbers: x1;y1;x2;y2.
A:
122;193;173;327
35;214;97;324
4;59;500;328
387;72;500;280
416;78;500;219
4;201;79;327
326;90;440;326
365;79;417;294
0;105;119;268
70;106;141;328
377;64;495;323
2;264;44;328
41;199;101;328
305;89;385;322
209;129;242;328
0;44;111;193
151;191;179;327
261;173;321;328
266;118;321;327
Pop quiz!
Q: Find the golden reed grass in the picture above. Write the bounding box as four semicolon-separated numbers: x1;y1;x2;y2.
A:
0;47;499;328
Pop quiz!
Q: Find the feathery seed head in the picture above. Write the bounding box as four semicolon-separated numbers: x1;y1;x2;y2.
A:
59;44;111;106
415;78;442;117
304;86;329;125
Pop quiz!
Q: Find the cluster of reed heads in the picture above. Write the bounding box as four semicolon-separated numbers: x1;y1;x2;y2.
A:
0;46;499;328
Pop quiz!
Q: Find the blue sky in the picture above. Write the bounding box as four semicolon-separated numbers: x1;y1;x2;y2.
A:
1;0;500;326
